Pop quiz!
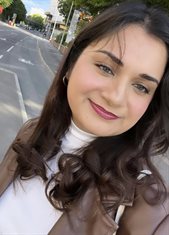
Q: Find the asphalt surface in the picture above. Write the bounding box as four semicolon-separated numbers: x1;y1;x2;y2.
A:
0;21;62;159
0;68;25;158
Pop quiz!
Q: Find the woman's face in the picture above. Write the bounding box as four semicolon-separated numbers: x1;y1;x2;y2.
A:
67;25;167;136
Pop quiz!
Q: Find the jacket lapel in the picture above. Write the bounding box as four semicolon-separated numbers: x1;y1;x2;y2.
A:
48;186;135;235
0;144;18;196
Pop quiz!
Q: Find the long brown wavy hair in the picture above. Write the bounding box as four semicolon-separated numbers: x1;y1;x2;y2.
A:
13;2;169;211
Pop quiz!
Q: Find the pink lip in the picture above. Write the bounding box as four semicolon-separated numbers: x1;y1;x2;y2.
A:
89;100;119;120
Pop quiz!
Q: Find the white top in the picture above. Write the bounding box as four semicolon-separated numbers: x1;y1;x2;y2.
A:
0;121;96;235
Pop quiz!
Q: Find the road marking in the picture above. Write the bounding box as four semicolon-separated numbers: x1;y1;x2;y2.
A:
37;40;54;77
0;37;6;41
0;62;25;70
7;46;14;52
0;67;28;123
18;58;34;65
0;55;4;59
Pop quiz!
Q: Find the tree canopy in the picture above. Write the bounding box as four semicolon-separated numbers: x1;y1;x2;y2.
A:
58;0;169;20
1;0;26;22
0;0;13;9
27;14;45;30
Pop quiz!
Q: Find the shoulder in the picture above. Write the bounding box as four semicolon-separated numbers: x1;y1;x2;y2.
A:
14;118;38;142
1;117;38;165
117;183;169;235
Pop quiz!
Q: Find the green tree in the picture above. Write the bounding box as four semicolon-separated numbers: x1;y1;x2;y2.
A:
58;0;121;20
27;14;44;30
58;0;74;24
58;0;169;20
1;0;26;22
0;0;13;9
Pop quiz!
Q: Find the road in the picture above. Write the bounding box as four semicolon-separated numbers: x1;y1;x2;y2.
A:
0;21;62;159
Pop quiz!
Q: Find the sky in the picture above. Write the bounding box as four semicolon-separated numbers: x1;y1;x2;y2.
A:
21;0;51;16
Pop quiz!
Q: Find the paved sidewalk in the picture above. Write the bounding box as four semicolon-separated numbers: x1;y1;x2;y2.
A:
0;68;27;161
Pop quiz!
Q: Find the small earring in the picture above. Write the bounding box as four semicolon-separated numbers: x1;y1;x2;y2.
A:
63;75;68;86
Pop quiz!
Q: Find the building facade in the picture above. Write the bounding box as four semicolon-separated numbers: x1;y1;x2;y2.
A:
49;0;63;22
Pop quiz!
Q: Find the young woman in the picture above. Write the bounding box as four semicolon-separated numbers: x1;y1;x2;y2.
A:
0;2;169;234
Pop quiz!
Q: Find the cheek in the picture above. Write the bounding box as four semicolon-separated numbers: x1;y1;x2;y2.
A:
130;100;150;120
68;68;102;95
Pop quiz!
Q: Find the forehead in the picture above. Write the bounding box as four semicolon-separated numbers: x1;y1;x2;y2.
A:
82;24;167;82
86;24;166;56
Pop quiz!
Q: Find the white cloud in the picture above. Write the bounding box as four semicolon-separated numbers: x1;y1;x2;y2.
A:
22;0;42;15
30;7;46;17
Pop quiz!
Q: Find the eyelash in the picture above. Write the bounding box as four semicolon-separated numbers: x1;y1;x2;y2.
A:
133;84;150;94
96;63;114;75
95;63;150;94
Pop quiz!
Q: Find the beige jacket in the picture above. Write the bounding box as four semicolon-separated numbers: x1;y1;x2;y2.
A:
0;120;169;235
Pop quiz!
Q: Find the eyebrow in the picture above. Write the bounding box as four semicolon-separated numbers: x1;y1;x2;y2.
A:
140;74;159;85
96;50;123;66
96;50;159;85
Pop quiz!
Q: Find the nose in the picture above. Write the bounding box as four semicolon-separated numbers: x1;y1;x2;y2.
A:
102;78;128;107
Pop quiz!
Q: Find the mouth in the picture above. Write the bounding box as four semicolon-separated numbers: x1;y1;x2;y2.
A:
89;99;119;120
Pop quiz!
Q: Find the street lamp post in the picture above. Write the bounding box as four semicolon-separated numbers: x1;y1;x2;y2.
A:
49;7;59;41
58;1;74;50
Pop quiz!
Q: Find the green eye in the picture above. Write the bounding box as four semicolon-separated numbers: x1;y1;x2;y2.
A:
96;64;114;75
134;84;149;94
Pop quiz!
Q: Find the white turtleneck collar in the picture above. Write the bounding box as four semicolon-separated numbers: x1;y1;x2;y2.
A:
61;120;96;154
47;120;96;174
